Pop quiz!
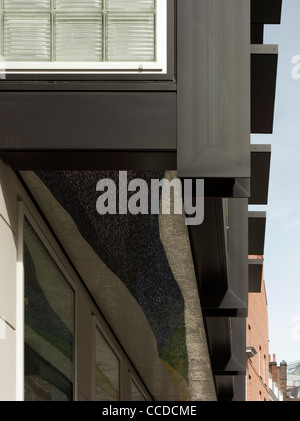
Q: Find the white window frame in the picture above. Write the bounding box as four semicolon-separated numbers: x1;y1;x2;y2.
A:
1;0;167;74
91;315;122;401
16;201;77;401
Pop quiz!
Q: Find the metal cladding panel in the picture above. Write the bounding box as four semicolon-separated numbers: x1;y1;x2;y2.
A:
0;92;176;150
225;198;249;309
248;259;263;293
182;178;250;199
0;151;177;171
206;317;246;375
249;145;271;205
232;374;246;401
251;24;264;44
231;317;247;376
189;197;228;298
190;197;248;313
206;317;232;369
177;0;251;178
214;374;246;401
251;52;278;134
251;0;282;24
248;212;266;255
214;375;234;401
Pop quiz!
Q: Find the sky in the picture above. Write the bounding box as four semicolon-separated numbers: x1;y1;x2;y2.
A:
250;0;300;365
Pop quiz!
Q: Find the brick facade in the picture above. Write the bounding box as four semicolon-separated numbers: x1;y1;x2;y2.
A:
246;263;270;401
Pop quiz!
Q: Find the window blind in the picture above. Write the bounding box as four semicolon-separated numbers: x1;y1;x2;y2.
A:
0;0;156;64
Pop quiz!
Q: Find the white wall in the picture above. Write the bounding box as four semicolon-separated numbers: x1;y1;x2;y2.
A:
0;160;18;400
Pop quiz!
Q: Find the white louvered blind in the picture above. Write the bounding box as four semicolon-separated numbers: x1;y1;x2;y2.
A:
0;0;166;72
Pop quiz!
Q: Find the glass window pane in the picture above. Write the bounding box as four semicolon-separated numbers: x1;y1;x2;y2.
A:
55;15;103;61
4;14;51;61
106;13;155;62
3;0;50;9
55;0;102;10
95;327;120;401
0;0;162;69
24;218;75;401
131;379;146;401
107;0;155;10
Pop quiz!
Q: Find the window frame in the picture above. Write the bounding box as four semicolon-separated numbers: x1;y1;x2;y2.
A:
17;201;77;401
91;314;122;402
130;371;150;401
0;0;168;76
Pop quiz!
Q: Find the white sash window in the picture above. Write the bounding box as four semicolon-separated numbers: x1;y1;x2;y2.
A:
0;0;167;73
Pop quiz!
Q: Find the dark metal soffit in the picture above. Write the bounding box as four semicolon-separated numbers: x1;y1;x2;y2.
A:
251;45;278;134
251;0;282;25
248;258;263;293
248;211;266;256
250;144;271;205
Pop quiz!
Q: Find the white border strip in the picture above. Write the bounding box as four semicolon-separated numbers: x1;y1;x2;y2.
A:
16;201;25;401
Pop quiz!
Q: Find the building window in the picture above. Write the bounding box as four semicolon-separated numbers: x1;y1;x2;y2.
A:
94;322;120;401
23;217;75;401
0;0;167;74
259;345;262;377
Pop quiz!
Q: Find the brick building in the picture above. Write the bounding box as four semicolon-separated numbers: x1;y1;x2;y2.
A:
246;262;270;401
246;258;288;401
269;367;284;401
270;356;287;400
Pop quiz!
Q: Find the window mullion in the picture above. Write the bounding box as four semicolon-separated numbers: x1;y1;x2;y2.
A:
103;0;106;62
1;5;3;59
51;0;55;62
154;0;157;62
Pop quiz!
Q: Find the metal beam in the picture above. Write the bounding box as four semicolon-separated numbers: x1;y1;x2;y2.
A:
249;211;267;255
251;0;282;25
177;0;250;178
251;49;278;134
250;145;271;205
0;151;177;171
190;198;248;313
248;258;263;293
0;92;177;151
